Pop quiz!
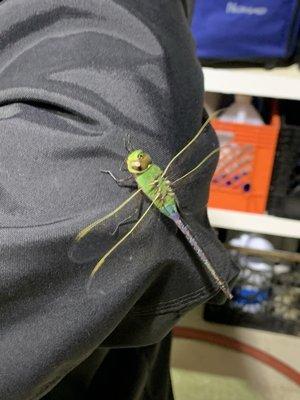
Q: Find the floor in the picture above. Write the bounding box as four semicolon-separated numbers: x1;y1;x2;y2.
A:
171;306;300;400
172;368;263;400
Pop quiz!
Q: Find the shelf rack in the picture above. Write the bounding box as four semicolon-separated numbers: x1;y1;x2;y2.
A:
204;64;300;238
203;64;300;101
208;208;300;239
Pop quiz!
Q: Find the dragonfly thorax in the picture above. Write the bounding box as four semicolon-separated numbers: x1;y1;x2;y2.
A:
134;163;178;218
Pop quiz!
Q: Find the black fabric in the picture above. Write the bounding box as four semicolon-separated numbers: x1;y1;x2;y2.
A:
0;1;240;399
42;334;173;400
181;0;195;21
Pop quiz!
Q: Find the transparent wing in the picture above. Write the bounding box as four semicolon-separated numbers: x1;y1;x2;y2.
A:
162;110;220;183
69;191;159;294
164;113;220;193
68;189;143;264
160;112;221;213
171;147;220;188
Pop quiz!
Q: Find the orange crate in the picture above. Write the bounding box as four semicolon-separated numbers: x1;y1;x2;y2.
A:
208;104;280;213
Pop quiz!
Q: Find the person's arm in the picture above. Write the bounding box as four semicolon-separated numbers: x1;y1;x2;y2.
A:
181;0;195;20
0;1;238;399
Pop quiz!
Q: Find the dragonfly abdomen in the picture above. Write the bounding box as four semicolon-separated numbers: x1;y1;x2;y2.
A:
170;213;232;300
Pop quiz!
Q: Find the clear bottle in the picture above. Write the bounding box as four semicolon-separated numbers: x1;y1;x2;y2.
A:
219;94;265;125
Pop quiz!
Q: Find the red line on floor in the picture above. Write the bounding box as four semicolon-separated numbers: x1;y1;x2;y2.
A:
173;326;300;385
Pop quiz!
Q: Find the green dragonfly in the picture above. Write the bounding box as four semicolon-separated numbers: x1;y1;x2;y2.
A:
70;113;232;300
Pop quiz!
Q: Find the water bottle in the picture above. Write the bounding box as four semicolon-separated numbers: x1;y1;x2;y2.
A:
218;95;265;125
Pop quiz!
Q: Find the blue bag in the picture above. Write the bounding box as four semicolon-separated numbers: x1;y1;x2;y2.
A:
191;0;300;66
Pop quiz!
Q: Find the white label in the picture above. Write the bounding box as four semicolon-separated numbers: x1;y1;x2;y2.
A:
226;2;268;16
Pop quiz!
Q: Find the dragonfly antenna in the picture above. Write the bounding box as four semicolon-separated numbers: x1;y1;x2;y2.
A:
124;133;134;153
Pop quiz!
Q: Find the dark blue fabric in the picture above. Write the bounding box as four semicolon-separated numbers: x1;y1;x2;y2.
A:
191;0;300;60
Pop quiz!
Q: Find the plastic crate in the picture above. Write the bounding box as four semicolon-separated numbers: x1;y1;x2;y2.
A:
208;105;280;213
267;104;300;219
204;301;300;336
204;244;300;336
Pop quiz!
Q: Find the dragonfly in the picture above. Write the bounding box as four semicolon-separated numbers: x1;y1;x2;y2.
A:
70;112;233;300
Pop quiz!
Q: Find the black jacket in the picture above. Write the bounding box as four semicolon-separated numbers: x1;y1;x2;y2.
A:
0;1;239;399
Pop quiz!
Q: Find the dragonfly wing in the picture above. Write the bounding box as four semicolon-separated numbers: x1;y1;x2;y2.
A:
162;113;220;214
165;115;220;191
162;110;220;180
171;147;220;188
88;198;158;281
68;190;143;264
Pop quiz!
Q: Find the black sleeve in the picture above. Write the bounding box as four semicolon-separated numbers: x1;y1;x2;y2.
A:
0;1;239;399
181;0;195;20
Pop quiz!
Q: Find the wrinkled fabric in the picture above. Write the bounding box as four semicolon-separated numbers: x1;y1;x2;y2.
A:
0;1;239;399
43;333;174;400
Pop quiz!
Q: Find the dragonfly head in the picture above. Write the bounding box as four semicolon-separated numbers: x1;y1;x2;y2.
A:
127;150;152;175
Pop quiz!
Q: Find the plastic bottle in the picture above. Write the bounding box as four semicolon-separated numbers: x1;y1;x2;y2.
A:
218;94;265;125
229;234;273;313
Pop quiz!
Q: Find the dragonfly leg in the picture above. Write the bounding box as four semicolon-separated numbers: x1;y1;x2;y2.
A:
111;212;137;236
118;159;127;172
111;197;144;236
100;170;137;189
136;196;145;219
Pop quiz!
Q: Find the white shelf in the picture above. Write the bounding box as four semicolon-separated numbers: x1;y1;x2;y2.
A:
208;208;300;238
203;64;300;100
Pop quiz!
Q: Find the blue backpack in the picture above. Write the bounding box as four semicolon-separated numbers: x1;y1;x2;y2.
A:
191;0;300;67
